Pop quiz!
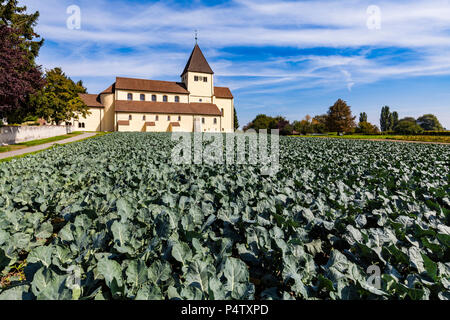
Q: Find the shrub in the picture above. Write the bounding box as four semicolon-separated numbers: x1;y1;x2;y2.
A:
394;118;424;134
355;121;380;135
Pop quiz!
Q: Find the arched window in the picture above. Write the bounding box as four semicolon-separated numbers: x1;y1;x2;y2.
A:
214;118;217;124
163;95;168;102
155;115;159;121
127;93;133;101
167;115;171;121
202;118;205;124
140;94;145;101
178;116;181;121
129;115;132;120
175;96;180;103
152;95;157;102
143;115;146;121
82;123;85;128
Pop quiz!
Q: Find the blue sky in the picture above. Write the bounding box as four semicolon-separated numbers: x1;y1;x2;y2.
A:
21;0;450;128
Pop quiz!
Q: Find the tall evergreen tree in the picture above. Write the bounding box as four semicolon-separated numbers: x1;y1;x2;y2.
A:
234;107;239;130
0;0;44;62
392;111;399;128
380;106;394;132
326;99;356;134
359;112;368;123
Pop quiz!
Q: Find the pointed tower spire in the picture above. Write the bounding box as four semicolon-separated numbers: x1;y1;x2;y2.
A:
181;44;214;76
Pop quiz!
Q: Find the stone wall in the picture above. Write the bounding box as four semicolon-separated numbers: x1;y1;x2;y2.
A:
0;125;75;145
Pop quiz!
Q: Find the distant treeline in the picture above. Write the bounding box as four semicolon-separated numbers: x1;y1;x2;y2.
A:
243;100;446;136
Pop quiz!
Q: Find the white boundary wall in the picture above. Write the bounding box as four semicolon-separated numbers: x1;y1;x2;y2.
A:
0;126;75;145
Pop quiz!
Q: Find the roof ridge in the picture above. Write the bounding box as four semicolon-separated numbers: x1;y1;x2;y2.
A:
116;76;183;84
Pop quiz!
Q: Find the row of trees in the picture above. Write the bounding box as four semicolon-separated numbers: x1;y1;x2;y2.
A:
244;99;359;135
244;100;446;136
0;0;89;125
379;106;444;134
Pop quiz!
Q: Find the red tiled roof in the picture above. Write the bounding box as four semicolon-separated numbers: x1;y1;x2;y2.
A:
79;93;103;107
115;100;222;116
170;122;181;127
145;122;156;126
101;83;115;94
115;77;189;94
117;120;130;126
214;87;233;99
181;44;214;76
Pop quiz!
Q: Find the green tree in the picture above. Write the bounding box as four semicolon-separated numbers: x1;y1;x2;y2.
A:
243;114;276;132
293;115;313;135
0;0;43;62
392;111;399;128
380;106;395;132
30;68;89;124
355;121;380;134
394;117;423;134
233;107;239;130
359;112;368;123
416;114;444;131
326;99;356;134
312;114;328;133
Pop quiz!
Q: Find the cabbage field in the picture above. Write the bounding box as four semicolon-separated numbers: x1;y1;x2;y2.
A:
0;132;448;300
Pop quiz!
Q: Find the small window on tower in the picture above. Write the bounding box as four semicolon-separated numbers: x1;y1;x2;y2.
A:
175;96;180;103
152;95;157;102
143;115;146;121
140;94;145;101
202;118;205;124
155;115;159;121
129;115;132;121
194;76;199;81
203;77;207;82
214;118;217;124
163;95;168;102
178;116;181;121
127;93;133;101
168;115;171;121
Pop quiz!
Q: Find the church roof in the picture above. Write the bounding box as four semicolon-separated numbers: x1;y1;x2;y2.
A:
181;44;214;76
115;100;222;116
115;77;189;94
79;93;103;107
214;86;233;99
95;78;232;99
101;83;115;94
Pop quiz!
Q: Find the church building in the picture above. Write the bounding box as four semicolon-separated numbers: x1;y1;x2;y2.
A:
77;44;235;133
